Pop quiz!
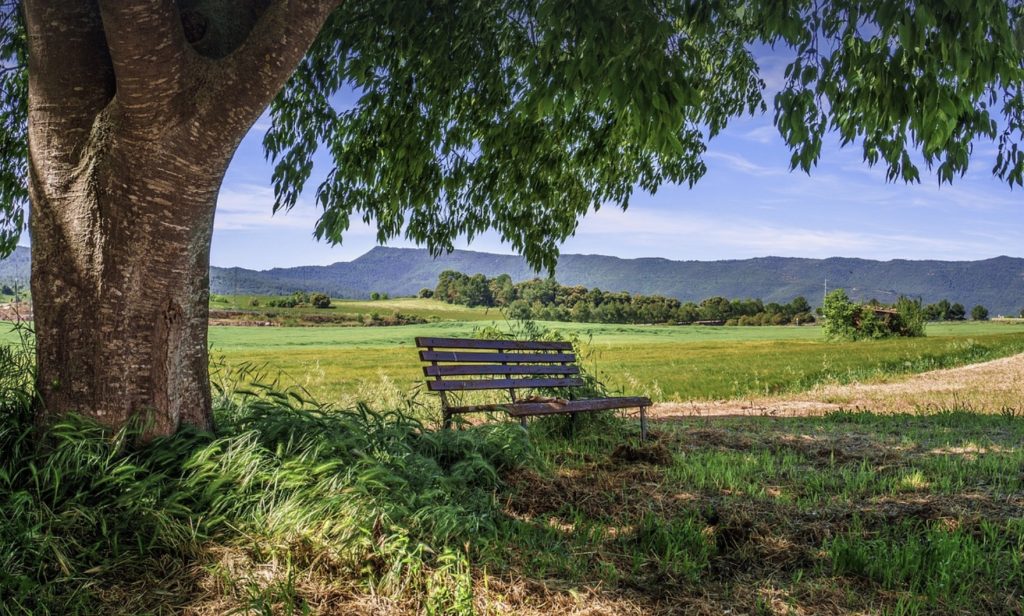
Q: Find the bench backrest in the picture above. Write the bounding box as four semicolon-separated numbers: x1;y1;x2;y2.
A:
416;337;583;398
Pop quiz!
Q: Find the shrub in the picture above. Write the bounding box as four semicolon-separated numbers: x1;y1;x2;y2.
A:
822;289;859;340
971;305;989;321
823;290;924;341
892;296;926;337
310;292;331;309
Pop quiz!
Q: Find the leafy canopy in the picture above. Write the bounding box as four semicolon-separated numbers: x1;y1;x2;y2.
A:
0;4;25;258
2;1;1024;268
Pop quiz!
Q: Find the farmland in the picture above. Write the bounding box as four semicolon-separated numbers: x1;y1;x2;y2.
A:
201;309;1024;413
6;299;1024;415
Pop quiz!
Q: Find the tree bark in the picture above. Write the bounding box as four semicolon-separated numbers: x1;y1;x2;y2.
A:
24;0;339;435
29;115;224;433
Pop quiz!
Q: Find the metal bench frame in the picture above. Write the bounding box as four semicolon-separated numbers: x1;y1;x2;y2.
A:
416;337;651;440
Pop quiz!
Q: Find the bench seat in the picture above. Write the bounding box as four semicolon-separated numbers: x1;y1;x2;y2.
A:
447;396;652;417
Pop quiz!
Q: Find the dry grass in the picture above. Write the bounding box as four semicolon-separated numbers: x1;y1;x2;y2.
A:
652;351;1024;419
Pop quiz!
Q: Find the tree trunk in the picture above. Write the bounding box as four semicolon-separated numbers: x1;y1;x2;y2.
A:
30;113;227;434
22;0;338;436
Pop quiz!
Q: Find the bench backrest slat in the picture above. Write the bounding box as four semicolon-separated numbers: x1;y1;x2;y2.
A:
428;377;585;391
415;337;572;351
424;364;580;377
420;351;575;364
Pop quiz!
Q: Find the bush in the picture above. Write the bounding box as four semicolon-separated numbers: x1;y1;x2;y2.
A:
971;305;989;321
894;296;926;337
310;292;331;309
822;289;859;340
418;288;434;298
370;292;381;300
823;289;924;341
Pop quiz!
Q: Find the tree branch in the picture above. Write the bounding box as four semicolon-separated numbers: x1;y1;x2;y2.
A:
23;1;115;154
96;0;191;124
202;0;340;141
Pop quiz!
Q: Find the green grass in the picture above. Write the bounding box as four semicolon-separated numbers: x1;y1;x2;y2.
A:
2;333;1023;615
6;319;1024;408
205;320;1024;405
211;295;500;322
489;410;1024;614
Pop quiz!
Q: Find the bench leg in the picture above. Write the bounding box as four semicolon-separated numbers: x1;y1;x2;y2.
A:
519;416;528;430
640;406;648;442
443;411;452;431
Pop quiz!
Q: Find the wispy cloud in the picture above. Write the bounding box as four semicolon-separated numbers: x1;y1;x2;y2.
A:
570;206;1012;261
214;183;318;232
740;125;780;144
705;151;787;177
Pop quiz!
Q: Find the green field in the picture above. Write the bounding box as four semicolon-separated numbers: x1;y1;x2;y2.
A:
199;317;1024;412
211;294;500;322
7;300;1024;414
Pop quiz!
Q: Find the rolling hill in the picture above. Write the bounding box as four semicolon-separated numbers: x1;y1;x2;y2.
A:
0;246;29;285
4;245;1024;315
210;246;1024;315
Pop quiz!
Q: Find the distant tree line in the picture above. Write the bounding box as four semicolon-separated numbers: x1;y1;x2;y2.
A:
262;291;332;309
866;297;992;322
432;270;816;326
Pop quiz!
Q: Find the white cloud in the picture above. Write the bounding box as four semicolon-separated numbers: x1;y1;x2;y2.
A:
568;206;1013;261
740;125;780;144
704;151;787;177
214;183;319;232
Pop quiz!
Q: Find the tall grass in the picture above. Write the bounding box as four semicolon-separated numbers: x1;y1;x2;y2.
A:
0;350;535;614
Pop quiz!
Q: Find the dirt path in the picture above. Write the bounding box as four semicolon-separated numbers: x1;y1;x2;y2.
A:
650;352;1024;419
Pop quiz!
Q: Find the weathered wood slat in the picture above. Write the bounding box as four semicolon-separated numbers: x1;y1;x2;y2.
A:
504;397;651;416
419;351;576;363
427;377;585;391
416;337;572;351
424;364;580;377
444;396;651;416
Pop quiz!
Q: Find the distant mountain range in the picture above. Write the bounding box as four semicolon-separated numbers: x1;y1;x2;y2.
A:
4;245;1024;315
0;246;29;287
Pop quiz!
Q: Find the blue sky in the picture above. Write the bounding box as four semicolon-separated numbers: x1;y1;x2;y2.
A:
211;52;1023;270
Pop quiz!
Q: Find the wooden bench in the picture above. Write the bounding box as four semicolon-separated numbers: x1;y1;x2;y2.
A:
416;337;651;440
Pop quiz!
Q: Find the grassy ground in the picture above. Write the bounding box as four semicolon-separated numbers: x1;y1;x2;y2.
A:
483;410;1024;614
211;295;500;323
204;320;1024;411
3;317;1024;614
5;318;1024;413
5;394;1021;614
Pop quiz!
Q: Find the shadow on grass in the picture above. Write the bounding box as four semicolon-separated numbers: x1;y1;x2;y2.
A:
3;355;1023;616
